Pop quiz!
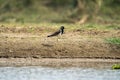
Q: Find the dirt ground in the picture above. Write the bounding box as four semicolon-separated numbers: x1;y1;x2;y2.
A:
0;26;120;59
0;58;120;68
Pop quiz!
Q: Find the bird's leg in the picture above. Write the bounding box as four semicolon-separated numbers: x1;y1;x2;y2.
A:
57;36;59;42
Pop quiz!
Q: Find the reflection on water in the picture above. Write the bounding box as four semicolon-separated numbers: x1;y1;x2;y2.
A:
0;67;120;80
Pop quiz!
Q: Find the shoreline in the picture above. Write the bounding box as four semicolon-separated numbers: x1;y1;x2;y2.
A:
0;58;120;68
0;27;120;69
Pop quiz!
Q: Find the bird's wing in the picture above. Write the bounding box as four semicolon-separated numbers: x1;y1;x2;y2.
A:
47;30;60;37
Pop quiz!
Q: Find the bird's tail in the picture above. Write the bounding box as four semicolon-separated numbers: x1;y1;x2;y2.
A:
47;35;51;37
47;34;55;37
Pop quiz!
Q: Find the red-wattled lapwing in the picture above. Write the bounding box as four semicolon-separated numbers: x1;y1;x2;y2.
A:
47;26;64;37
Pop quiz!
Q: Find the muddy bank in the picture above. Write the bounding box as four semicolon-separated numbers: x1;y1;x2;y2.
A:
0;25;120;59
0;32;120;59
0;58;120;68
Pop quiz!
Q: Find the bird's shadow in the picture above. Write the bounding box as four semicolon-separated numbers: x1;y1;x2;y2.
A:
41;43;54;47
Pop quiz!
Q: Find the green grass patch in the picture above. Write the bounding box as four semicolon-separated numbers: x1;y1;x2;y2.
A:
105;37;120;45
85;24;97;28
106;25;120;30
0;22;119;33
112;64;120;69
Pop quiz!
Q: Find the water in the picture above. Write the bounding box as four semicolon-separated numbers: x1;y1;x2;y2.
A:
0;67;120;80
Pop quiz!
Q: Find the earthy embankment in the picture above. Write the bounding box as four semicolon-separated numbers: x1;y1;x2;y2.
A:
0;26;120;67
0;58;120;68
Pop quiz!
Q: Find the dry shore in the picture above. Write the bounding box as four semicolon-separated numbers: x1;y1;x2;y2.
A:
0;58;120;68
0;26;120;67
0;32;120;59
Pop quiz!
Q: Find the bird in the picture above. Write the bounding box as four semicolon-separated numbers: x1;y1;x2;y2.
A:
47;26;64;37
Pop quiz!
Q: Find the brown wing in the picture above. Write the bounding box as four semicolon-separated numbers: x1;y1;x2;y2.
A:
47;30;60;37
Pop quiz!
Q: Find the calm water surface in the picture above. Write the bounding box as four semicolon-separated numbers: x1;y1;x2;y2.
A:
0;67;120;80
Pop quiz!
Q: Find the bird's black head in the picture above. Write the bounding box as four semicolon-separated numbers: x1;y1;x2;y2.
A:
60;26;64;34
60;26;64;30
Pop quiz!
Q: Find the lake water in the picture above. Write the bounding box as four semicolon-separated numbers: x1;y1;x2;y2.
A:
0;67;120;80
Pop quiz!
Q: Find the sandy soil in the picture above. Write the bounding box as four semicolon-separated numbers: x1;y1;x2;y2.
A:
0;32;120;59
0;58;120;68
0;26;120;67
